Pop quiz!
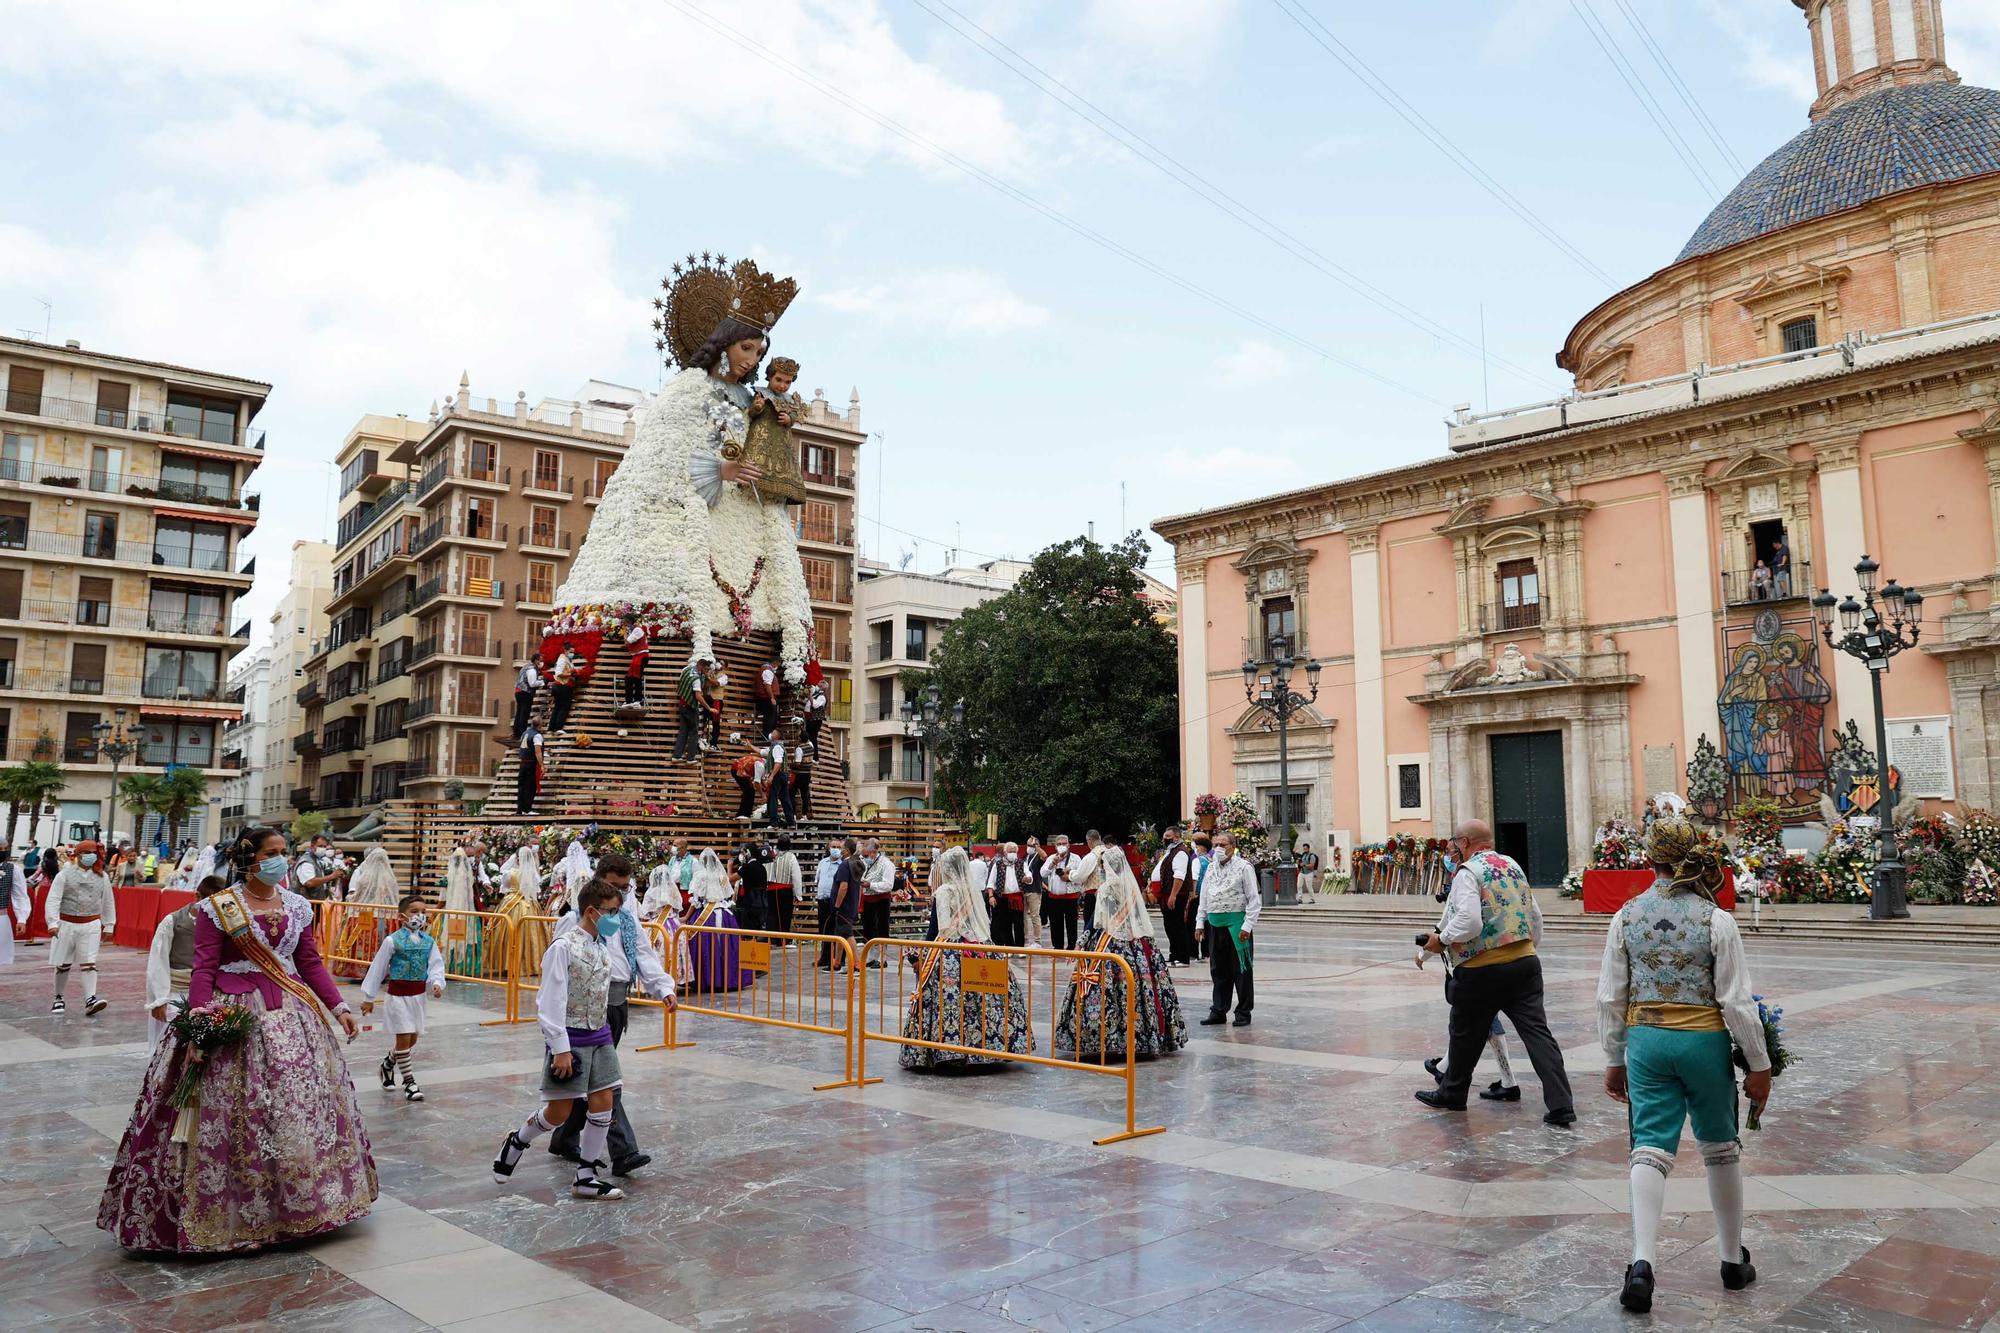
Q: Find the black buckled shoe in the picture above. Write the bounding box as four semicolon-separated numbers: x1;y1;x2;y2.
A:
492;1131;529;1183
1480;1082;1521;1102
611;1152;652;1177
1620;1260;1654;1313
1413;1088;1467;1112
1720;1247;1756;1291
1199;1013;1227;1026
1543;1108;1578;1127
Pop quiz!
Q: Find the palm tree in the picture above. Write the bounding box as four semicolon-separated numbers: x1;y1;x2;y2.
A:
117;773;168;849
0;761;68;847
155;766;209;848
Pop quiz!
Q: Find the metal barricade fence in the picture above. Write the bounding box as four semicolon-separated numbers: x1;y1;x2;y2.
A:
636;919;866;1091
856;939;1166;1146
315;902;517;1027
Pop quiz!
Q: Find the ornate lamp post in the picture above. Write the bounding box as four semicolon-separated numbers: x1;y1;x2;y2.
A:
1811;555;1922;920
1241;635;1321;906
91;708;138;848
900;682;963;810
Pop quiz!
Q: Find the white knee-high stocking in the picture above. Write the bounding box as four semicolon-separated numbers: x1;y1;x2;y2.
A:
1488;1032;1516;1088
1700;1140;1745;1263
1629;1148;1673;1264
577;1109;614;1177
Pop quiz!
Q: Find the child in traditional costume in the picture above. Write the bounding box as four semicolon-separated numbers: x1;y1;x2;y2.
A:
1597;819;1771;1314
900;847;1031;1070
359;894;447;1102
144;875;227;1048
491;879;637;1200
45;838;114;1015
1056;846;1186;1060
98;825;376;1252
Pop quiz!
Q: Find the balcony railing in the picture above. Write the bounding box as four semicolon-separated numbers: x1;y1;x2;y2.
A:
417;461;448;500
296;681;323;705
1721;560;1813;608
148;611;228;637
866;643;892;664
140;676;229;703
406;696;439;722
1476;600;1544;633
0;389;263;449
336;480;411;548
412;577;443;609
291;733;319;755
0;598;234;637
321;727;364;756
289;786;314;809
0;455;246;507
410;637;439;665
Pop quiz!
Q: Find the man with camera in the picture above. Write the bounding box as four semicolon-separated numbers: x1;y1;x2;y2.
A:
1413;819;1575;1126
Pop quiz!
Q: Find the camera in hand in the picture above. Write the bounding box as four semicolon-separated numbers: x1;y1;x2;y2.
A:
1434;889;1450;904
1414;932;1430;947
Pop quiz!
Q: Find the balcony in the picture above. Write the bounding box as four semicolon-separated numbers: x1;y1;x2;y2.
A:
0;389;265;449
798;522;855;547
289;786;314;810
141;675;230;703
0;456;245;509
807;582;853;606
410;636;439;666
517;527;572;553
411;521;443;556
417;460;449;500
406;696;439;723
1476;600;1543;634
296;680;323;706
335;480;412;548
0;598;234;638
451;576;504;601
1721;560;1813;608
522;471;576;497
321;725;365;756
228;683;247;705
291;732;318;755
218;750;243;770
147;610;228;637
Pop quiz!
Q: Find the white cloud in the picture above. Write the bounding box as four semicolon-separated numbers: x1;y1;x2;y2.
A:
141;105;386;184
818;269;1049;335
1480;0;1570;66
1079;0;1244;74
1696;0;1815;105
1161;444;1305;488
0;1;1036;179
1212;338;1295;386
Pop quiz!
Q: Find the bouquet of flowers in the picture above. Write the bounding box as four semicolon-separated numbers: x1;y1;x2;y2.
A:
1734;994;1795;1130
166;998;258;1143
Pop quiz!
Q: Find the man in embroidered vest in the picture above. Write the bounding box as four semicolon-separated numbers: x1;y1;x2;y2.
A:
546;854;677;1178
1415;819;1575;1125
1597;819;1770;1314
1195;832;1261;1026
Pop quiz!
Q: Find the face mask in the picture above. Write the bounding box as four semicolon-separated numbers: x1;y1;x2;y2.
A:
594;911;623;940
930;846;943;856
407;914;429;933
1006;853;1018;863
1442;853;1459;874
80;853;99;867
258;854;290;884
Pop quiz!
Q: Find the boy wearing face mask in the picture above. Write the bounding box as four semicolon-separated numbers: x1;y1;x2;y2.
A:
45;839;115;1015
493;878;641;1200
359;894;447;1102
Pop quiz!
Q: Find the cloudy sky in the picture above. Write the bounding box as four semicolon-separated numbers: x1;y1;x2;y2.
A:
4;0;1998;640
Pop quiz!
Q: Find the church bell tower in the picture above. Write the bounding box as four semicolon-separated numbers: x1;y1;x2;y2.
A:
1797;0;1959;119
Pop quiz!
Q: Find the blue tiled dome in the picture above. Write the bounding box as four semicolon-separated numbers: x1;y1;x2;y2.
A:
1678;82;2000;263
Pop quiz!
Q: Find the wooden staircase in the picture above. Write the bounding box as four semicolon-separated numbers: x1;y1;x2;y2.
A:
487;631;851;825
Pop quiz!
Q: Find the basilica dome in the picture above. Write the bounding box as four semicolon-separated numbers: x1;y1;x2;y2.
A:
1678;81;2000;263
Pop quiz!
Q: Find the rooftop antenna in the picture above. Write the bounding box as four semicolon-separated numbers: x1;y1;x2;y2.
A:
36;298;50;342
897;548;915;571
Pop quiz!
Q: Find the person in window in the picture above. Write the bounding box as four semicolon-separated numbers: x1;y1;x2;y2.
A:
1749;560;1772;602
1768;535;1790;598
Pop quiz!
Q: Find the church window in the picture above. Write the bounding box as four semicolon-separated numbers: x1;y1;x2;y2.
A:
1846;0;1878;71
1398;764;1423;812
1497;559;1541;630
1260;596;1296;657
1781;316;1818;353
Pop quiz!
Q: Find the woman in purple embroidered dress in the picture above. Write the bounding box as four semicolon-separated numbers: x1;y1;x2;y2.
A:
98;826;378;1253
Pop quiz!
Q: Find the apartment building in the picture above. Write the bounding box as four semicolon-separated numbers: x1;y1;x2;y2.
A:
220;644;271;835
793;388;866;772
293;416;429;827
0;335;268;846
261;541;334;823
851;558;1028;813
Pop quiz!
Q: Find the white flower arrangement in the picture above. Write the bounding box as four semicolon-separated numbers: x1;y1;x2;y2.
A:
550;366;813;672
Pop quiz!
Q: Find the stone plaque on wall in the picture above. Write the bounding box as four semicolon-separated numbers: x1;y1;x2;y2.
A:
1642;743;1679;798
1887;717;1955;800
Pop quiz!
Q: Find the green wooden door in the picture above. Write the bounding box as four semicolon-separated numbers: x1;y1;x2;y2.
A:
1489;731;1569;887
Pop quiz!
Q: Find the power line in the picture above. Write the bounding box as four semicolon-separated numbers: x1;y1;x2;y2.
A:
1612;0;1747;177
1267;0;1616;288
913;0;1558;394
659;0;1443;407
1568;0;1722;199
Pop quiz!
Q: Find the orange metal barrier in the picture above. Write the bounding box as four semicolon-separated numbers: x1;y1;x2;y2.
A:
635;920;865;1091
856;938;1166;1145
316;903;518;1027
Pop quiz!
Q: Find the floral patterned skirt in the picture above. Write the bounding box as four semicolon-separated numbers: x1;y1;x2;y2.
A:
97;990;378;1253
899;948;1033;1070
1054;933;1187;1061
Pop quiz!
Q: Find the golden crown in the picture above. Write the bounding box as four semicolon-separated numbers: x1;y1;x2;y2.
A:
650;252;800;370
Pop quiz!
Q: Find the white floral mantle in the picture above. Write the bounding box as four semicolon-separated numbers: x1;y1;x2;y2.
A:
549;366;813;677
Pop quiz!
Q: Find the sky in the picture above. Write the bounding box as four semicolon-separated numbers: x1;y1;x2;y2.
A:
4;0;2000;646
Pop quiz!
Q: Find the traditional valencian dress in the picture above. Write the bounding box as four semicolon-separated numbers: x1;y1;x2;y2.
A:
900;850;1032;1070
334;848;399;981
496;848;550;982
97;887;378;1252
683;849;749;993
1056;849;1186;1061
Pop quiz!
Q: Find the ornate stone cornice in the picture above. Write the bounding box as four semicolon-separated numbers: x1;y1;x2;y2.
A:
1813;431;1864;472
1345;524;1381;555
1176;558;1207;586
1664;463;1708;499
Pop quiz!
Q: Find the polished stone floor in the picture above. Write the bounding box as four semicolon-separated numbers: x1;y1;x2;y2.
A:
4;923;2000;1331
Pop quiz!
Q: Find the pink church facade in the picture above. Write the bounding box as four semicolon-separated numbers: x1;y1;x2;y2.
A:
1156;0;2000;883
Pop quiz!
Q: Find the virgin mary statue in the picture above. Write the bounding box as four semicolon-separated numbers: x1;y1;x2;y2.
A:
542;253;816;682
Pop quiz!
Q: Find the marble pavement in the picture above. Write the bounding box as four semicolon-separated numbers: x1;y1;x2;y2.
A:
3;922;1999;1331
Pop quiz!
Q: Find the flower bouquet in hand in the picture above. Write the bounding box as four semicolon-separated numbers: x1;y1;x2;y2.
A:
166;998;258;1143
1732;994;1796;1130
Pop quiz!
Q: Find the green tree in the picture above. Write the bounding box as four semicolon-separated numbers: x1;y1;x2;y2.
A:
0;761;68;846
289;811;330;843
116;772;169;846
159;767;209;847
912;533;1179;836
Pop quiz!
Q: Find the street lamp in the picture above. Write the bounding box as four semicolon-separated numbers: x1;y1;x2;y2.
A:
900;682;962;809
1241;635;1321;906
91;708;138;849
1811;555;1923;920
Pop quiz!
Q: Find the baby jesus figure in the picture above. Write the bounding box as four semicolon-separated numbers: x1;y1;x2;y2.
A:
741;355;809;505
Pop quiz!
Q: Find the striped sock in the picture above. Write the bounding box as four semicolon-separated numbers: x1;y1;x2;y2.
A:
394;1050;416;1085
